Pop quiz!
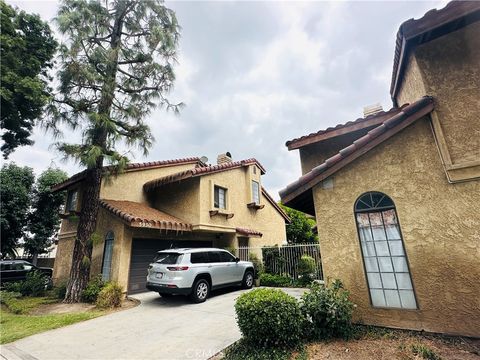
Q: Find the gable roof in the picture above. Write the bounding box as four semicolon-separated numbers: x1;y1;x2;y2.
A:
390;0;480;103
51;157;201;192
143;158;266;192
279;96;434;214
285;105;407;150
261;187;290;223
100;199;192;232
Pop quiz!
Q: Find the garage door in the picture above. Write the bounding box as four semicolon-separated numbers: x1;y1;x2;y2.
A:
128;239;213;294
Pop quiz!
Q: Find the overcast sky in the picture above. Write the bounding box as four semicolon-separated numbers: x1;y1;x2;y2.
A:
5;0;446;198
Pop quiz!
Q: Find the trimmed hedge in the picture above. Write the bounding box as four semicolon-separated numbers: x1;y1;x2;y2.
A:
95;282;123;309
235;288;303;348
259;273;293;287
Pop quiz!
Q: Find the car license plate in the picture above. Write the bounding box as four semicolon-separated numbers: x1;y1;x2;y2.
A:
155;272;163;279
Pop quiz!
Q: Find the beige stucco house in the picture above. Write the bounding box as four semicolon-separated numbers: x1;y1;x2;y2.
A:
280;1;480;337
53;154;289;294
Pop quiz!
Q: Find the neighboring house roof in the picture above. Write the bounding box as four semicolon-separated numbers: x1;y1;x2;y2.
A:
143;158;266;191
390;0;480;103
100;199;192;232
261;187;290;223
236;227;263;238
285;105;407;150
142;160;290;223
51;157;202;192
279;96;434;214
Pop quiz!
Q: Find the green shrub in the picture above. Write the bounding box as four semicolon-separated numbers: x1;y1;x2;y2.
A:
53;280;68;300
5;271;49;297
297;255;315;286
81;275;105;303
235;288;303;348
259;273;293;287
95;282;123;309
411;343;442;360
301;280;355;340
248;253;263;280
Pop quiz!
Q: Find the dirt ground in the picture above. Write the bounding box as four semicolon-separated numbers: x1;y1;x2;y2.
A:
31;298;139;315
306;330;480;360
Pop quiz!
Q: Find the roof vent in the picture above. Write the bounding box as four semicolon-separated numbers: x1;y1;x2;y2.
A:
363;103;383;117
217;152;232;165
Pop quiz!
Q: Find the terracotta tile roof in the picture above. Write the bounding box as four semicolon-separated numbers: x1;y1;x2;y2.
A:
100;199;192;231
51;157;201;192
236;227;263;238
261;187;290;223
285;105;407;150
280;96;434;214
143;159;266;191
390;1;480;102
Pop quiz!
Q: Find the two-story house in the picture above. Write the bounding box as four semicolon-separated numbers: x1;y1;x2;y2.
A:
280;1;479;337
53;153;289;294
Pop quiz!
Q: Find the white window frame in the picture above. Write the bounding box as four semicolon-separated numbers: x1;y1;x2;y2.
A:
214;185;227;210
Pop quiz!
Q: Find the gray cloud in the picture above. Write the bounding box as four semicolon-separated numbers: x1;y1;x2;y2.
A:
6;0;446;198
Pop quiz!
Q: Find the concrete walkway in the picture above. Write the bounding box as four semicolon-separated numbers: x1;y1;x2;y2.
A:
1;287;306;360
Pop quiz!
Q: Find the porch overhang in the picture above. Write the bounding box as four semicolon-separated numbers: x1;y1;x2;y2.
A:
100;199;193;232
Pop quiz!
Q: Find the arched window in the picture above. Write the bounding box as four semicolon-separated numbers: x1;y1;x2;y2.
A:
354;192;417;309
101;231;114;281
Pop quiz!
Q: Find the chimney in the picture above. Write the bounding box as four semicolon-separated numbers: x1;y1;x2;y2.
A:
217;152;232;165
363;103;383;117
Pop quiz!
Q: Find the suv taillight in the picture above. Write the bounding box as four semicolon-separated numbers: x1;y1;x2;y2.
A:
167;266;189;271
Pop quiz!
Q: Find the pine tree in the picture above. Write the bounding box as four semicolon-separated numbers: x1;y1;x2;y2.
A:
45;0;181;302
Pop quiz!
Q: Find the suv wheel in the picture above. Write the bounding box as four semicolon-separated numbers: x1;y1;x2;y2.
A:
242;271;254;289
190;279;210;303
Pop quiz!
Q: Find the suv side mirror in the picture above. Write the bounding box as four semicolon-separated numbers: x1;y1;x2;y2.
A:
235;257;240;263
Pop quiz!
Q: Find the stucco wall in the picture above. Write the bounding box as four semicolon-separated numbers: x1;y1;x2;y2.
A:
197;165;287;247
396;22;480;170
90;208;130;292
99;163;197;203
151;178;201;224
312;117;480;337
414;22;480;165
396;54;427;106
52;237;75;283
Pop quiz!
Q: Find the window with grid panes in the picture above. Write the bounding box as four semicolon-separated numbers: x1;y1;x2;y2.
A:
355;192;417;309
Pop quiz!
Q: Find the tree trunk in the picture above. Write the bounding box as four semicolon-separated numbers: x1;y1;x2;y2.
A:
31;252;38;266
63;2;127;303
63;164;103;303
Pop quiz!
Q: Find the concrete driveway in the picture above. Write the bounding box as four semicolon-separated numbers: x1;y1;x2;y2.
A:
1;287;305;360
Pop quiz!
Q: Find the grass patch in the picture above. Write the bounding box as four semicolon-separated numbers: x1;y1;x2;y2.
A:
0;294;106;344
3;296;57;315
0;310;104;344
223;339;306;360
411;343;442;360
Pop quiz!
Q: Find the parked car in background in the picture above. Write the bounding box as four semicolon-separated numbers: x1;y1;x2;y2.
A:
0;260;53;287
146;248;255;303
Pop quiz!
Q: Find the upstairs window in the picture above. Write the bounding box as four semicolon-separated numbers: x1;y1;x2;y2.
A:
214;186;227;209
66;190;78;212
252;180;260;204
354;192;417;310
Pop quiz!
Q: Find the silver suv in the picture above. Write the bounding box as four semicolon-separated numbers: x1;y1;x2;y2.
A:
146;248;255;303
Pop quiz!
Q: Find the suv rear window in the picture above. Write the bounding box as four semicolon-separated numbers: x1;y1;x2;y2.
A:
190;252;209;264
154;253;182;265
